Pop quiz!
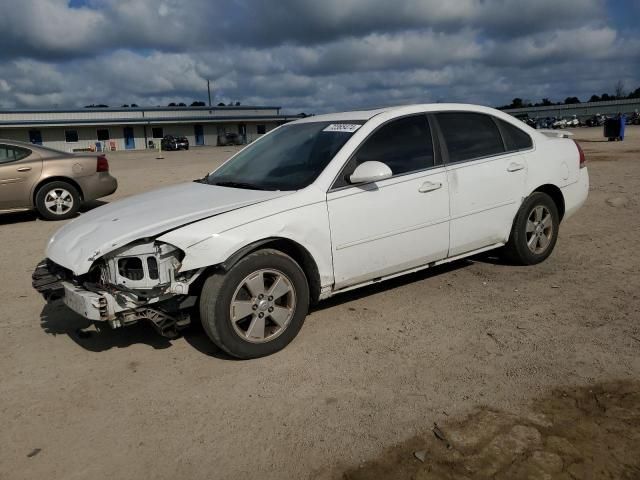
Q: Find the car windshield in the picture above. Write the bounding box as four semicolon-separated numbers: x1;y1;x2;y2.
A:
206;121;363;190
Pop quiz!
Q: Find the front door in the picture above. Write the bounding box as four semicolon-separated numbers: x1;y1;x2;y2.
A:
194;125;205;145
435;112;528;256
327;115;450;289
238;123;246;144
123;127;135;150
0;144;43;210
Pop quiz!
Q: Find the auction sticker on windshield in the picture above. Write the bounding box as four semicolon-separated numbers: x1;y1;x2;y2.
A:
323;124;362;133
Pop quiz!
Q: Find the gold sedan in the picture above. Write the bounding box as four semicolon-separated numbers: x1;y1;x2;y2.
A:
0;140;117;220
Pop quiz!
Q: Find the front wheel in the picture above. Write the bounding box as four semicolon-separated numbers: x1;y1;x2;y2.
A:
199;249;310;359
503;192;559;265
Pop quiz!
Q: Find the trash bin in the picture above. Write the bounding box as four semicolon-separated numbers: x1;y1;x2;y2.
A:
604;118;621;141
95;141;103;152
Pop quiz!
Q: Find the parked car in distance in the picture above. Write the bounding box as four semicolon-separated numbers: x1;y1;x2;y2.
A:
34;104;588;358
217;132;244;146
0;140;117;220
161;135;189;151
585;114;606;127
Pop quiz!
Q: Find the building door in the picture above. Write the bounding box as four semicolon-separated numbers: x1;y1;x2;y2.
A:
123;127;135;150
238;123;246;144
194;125;205;145
28;130;43;145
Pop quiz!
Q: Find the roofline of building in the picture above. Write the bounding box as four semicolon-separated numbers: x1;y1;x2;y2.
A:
503;97;640;114
0;115;304;128
0;105;281;114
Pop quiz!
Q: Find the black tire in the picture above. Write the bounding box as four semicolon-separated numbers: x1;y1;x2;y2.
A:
35;181;81;220
503;192;560;265
199;249;310;359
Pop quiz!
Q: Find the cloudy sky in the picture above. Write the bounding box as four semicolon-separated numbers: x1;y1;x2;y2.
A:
1;0;639;113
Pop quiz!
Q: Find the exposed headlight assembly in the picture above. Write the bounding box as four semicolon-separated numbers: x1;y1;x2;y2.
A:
101;241;183;290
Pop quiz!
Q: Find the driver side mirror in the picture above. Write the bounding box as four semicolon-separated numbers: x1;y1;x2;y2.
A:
349;161;393;184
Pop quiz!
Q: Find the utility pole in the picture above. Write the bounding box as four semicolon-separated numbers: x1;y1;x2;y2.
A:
207;80;212;107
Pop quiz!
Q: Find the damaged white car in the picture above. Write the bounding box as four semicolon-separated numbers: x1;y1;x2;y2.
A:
33;104;589;358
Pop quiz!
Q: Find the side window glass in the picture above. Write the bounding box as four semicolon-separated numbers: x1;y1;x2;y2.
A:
0;145;31;164
496;118;533;151
334;115;434;188
437;112;505;163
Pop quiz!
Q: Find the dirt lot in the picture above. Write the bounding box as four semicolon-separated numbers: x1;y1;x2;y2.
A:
1;127;639;479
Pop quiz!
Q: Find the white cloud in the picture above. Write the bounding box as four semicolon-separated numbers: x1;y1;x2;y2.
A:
0;0;637;112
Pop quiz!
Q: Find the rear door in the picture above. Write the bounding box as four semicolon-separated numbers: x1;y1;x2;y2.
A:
0;144;43;210
435;112;531;256
327;114;450;289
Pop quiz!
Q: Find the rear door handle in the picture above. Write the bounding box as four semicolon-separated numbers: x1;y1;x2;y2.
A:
17;167;32;172
418;181;442;193
507;162;525;172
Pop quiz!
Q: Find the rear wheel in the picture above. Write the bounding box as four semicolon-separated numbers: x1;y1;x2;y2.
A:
504;192;559;265
199;249;310;359
35;181;81;220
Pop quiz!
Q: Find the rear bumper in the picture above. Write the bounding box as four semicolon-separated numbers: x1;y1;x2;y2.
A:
77;173;118;201
562;167;589;220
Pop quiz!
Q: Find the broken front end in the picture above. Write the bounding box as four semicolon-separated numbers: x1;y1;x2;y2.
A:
32;240;204;337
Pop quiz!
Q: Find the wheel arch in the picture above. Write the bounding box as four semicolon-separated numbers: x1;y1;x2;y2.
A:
219;237;322;304
32;176;84;207
531;184;565;221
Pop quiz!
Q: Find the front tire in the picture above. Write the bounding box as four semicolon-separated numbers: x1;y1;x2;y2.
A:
199;249;310;359
35;181;81;220
504;192;559;265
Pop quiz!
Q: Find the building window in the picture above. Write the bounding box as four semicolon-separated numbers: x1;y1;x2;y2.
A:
65;130;79;143
257;124;267;134
29;130;43;145
152;127;164;138
97;129;110;141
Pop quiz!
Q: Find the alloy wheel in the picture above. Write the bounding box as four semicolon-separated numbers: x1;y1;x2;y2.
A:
229;269;296;343
526;205;553;254
44;188;74;216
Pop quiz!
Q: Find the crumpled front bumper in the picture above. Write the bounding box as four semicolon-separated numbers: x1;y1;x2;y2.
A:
32;259;195;336
32;259;108;320
32;260;65;301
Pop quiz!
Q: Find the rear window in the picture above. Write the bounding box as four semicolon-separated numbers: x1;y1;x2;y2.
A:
496;119;533;151
437;112;505;163
0;144;31;163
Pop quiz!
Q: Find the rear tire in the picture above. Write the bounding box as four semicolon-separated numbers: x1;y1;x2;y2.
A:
199;249;310;359
35;181;81;220
504;192;559;265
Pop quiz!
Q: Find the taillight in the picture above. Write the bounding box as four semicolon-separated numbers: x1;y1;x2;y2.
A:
573;140;586;169
97;155;109;172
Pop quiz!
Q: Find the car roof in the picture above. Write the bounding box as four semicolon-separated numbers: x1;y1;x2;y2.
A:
290;103;518;124
0;138;37;147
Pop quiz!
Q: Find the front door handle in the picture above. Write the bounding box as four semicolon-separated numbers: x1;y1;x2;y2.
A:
17;167;32;172
418;181;442;193
507;162;525;172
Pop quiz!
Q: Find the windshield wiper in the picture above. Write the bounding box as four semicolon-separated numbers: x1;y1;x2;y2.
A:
211;180;267;190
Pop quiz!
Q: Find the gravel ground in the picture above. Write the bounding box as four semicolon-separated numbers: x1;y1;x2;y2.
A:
0;127;638;479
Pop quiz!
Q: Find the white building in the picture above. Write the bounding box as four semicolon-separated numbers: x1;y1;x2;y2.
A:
0;105;302;152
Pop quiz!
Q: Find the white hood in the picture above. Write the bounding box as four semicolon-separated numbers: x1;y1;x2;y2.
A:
46;182;290;275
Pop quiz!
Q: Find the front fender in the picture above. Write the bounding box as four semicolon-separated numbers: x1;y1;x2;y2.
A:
158;200;334;289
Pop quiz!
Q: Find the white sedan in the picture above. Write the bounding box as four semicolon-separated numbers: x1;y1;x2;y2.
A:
33;104;589;358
